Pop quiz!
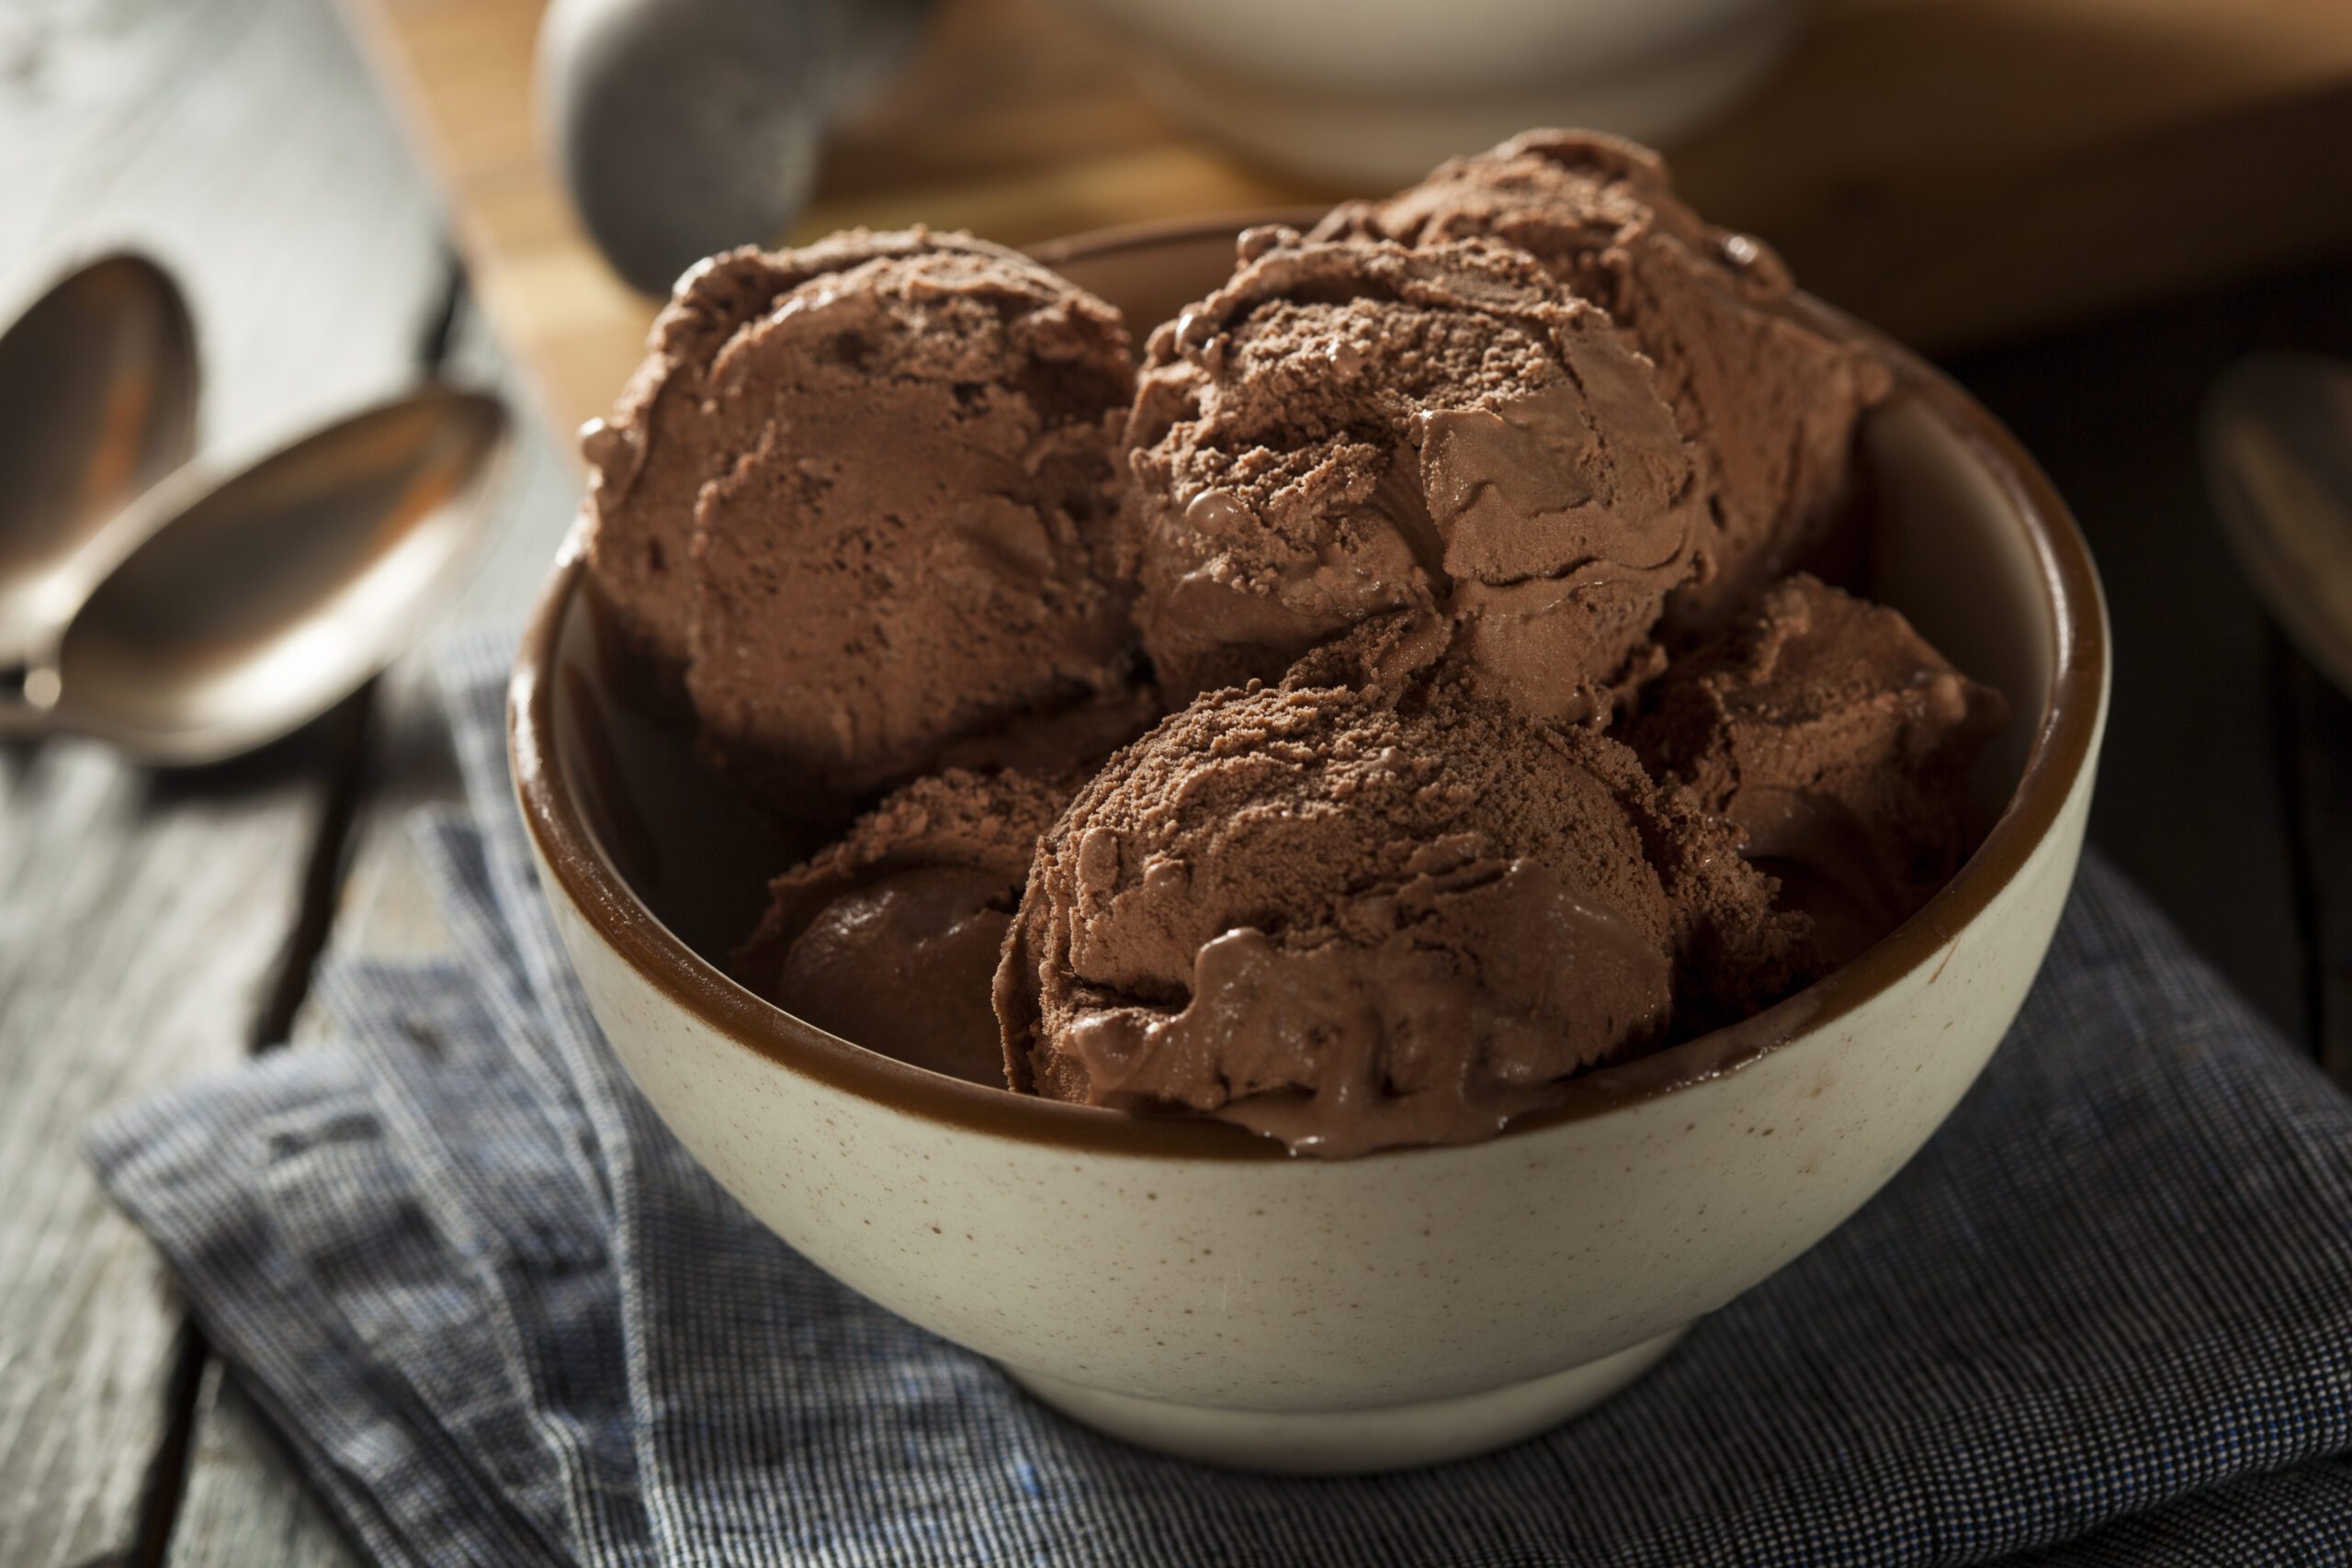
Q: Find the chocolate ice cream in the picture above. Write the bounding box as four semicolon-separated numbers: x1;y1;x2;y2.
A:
736;768;1068;1085
583;243;817;674
1315;130;1893;631
582;230;1141;815
1125;231;1701;725
582;130;2014;1159
994;656;1792;1156
1632;574;2008;964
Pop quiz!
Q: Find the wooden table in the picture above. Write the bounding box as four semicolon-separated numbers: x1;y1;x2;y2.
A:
0;2;2345;1563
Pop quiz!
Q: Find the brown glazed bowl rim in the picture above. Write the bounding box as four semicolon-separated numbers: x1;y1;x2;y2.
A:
509;213;2109;1164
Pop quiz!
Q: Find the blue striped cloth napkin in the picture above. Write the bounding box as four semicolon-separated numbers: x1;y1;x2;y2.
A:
90;632;2352;1566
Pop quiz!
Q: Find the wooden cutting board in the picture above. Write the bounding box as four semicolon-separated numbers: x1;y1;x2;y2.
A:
344;0;2352;443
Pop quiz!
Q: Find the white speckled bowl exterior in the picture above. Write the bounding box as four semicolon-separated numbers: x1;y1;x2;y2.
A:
1041;0;1803;185
512;220;2109;1473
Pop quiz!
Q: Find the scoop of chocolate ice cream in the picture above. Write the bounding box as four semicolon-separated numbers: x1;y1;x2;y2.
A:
584;229;1140;815
1631;574;2009;964
736;768;1067;1084
1315;131;1893;631
1124;231;1701;726
582;243;833;675
996;671;1713;1156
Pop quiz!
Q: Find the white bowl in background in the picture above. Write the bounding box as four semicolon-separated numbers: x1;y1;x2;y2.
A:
1043;0;1805;186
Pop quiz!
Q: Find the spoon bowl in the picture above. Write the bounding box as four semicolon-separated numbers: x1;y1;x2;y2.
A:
9;386;509;764
2201;353;2352;697
0;253;199;660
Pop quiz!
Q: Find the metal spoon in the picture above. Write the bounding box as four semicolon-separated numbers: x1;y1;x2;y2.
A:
0;252;200;666
0;386;511;764
2202;353;2352;697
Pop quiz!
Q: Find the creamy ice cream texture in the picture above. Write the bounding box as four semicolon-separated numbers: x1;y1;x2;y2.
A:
1125;231;1700;727
1631;574;2009;965
581;229;1140;817
994;652;1806;1156
734;768;1069;1087
582;134;2007;1157
1314;130;1894;633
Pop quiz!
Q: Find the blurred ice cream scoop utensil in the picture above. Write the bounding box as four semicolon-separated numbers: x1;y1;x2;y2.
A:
0;387;509;765
537;0;935;293
2201;354;2352;697
0;252;199;670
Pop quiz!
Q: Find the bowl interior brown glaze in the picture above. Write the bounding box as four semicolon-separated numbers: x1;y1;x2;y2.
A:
511;216;2107;1160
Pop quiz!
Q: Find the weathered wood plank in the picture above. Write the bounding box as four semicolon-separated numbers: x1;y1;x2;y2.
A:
0;734;340;1566
0;0;451;1562
167;1364;356;1568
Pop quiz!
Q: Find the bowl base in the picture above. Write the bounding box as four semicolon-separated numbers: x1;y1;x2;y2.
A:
1130;6;1797;188
1001;1325;1690;1474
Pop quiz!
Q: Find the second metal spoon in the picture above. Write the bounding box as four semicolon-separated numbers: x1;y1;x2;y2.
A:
0;386;511;764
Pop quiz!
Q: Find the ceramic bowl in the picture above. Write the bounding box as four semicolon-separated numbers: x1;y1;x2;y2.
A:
1041;0;1804;186
509;217;2109;1474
